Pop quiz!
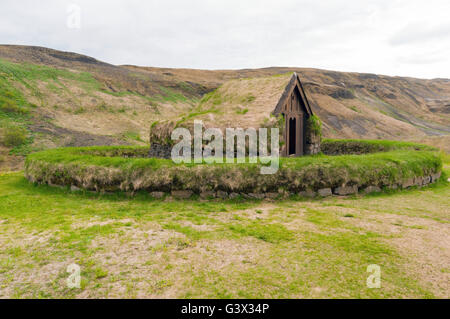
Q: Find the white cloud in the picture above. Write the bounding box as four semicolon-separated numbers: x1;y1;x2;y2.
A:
389;23;450;46
0;0;449;78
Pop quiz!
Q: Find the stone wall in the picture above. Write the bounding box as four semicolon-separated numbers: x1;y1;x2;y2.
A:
28;145;441;198
148;143;172;159
304;131;321;155
147;171;442;200
148;120;177;159
148;117;321;158
321;140;383;155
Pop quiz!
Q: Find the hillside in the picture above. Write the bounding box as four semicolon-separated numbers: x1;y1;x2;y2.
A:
131;66;450;139
0;45;449;170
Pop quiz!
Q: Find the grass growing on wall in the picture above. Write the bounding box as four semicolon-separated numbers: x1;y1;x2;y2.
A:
307;114;322;137
321;138;436;155
24;140;442;193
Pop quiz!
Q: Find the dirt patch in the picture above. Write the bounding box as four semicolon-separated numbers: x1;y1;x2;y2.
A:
81;223;269;298
298;202;450;298
0;228;62;298
29;119;129;147
178;220;218;231
0;147;23;172
356;213;450;298
70;218;135;230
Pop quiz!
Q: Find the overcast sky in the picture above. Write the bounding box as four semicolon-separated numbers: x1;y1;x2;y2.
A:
1;0;449;79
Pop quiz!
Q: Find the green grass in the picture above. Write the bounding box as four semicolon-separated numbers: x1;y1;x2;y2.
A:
235;108;249;115
1;170;447;298
0;60;36;137
0;116;34;155
240;94;255;104
0;58;194;114
0;58;105;154
204;89;224;106
1;125;27;147
24;141;442;194
321;138;436;154
349;105;361;113
307;114;322;137
153;86;188;104
0;58;101;98
27;140;439;169
176;108;220;125
121;131;144;143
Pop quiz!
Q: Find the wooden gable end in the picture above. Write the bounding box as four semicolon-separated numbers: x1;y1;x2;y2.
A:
272;73;314;157
272;73;313;117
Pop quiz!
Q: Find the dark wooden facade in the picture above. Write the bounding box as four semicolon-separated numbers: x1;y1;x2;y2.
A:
273;73;313;157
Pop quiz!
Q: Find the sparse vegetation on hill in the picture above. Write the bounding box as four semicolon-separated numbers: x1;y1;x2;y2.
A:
1;125;28;147
0;62;195;170
0;45;449;172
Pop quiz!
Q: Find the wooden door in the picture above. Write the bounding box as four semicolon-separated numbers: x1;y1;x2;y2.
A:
288;117;296;155
297;114;303;155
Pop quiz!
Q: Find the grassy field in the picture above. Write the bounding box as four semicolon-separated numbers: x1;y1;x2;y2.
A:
0;162;448;298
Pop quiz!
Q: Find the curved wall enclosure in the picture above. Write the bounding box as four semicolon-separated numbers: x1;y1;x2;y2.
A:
25;140;443;199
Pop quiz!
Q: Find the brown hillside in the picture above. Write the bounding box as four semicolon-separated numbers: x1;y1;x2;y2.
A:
128;65;450;139
0;45;449;170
